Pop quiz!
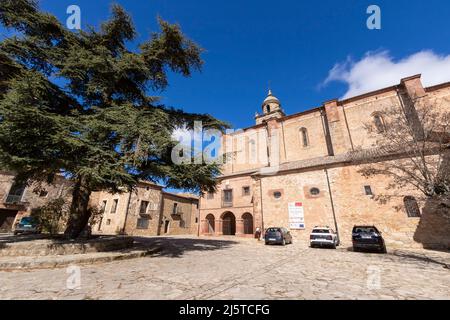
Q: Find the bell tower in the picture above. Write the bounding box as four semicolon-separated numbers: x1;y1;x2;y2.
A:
255;90;285;125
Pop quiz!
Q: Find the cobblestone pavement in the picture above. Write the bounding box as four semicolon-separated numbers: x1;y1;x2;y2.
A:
0;235;449;300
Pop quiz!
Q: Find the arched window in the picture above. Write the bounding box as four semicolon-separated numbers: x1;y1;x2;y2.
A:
404;196;421;217
300;127;309;147
373;113;385;133
266;105;271;113
249;139;256;163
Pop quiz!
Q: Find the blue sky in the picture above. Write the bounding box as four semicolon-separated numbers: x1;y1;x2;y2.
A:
2;0;450;130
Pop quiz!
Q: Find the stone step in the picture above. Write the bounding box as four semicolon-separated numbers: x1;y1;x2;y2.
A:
0;236;134;257
0;246;162;270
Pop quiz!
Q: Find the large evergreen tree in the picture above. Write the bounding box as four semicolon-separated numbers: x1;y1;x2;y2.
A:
0;0;228;238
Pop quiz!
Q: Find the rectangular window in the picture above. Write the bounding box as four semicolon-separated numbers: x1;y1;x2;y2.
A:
100;200;107;213
222;189;233;207
195;217;198;223
6;182;26;203
136;218;149;229
364;185;373;196
139;201;149;215
173;203;178;214
110;199;118;214
207;192;214;199
106;219;111;225
242;186;250;196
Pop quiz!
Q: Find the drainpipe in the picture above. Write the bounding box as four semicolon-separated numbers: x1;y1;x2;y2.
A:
324;168;340;243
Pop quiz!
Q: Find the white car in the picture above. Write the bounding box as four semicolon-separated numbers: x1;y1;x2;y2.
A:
310;226;339;249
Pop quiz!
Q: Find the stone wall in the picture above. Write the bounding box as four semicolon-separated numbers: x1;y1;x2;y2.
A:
160;193;199;236
200;75;450;249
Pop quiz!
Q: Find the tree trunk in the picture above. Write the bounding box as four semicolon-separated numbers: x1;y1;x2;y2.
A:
64;176;92;239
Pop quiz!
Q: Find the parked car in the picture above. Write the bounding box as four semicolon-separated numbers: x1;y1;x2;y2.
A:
352;225;386;253
13;217;41;235
265;227;293;245
310;226;339;248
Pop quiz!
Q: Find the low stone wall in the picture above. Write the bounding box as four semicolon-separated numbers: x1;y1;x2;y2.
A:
0;236;134;257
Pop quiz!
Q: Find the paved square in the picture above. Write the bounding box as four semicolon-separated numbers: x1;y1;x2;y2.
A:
0;236;449;300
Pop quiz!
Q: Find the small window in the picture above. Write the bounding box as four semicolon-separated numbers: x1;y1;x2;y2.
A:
273;191;282;199
173;203;178;214
39;189;48;197
145;186;150;191
310;187;320;196
364;185;373;196
139;201;149;215
136;218;149;229
242;186;250;196
404;196;421;218
195;217;199;224
110;199;118;214
373;114;385;133
207;192;214;200
106;219;111;225
300;128;309;147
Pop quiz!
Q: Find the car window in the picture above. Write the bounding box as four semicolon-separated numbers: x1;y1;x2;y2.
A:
312;229;329;233
20;217;35;224
353;227;377;233
267;228;280;232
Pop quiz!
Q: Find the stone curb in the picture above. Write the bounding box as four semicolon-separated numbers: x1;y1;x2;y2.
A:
0;246;162;271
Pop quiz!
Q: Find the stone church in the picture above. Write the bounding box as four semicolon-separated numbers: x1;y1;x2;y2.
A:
199;75;450;248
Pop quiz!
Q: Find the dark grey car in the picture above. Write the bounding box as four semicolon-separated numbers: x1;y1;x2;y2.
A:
264;227;293;245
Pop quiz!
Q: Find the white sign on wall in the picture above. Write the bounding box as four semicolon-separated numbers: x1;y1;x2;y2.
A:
288;202;305;230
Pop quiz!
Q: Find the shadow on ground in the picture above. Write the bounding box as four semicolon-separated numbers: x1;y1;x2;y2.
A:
390;249;450;269
132;236;239;258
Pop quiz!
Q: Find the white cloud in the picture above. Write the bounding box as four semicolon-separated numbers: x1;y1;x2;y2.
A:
323;50;450;99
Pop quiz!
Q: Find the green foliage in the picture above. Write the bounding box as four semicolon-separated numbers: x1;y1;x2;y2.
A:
31;198;68;235
0;0;229;237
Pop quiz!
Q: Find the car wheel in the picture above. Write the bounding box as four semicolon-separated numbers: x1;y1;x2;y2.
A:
13;231;18;236
353;247;359;252
332;243;337;249
265;242;269;245
282;239;286;246
380;245;387;254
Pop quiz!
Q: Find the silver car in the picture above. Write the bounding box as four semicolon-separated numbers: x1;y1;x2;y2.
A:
310;226;339;249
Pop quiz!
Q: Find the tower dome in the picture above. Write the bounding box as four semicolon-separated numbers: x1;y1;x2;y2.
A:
262;89;281;114
255;88;285;125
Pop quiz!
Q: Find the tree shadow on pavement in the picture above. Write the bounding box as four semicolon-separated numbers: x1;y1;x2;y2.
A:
131;236;239;258
389;249;450;269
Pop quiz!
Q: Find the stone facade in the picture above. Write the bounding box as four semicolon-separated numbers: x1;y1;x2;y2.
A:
200;75;450;249
91;182;199;237
0;172;199;237
0;171;72;232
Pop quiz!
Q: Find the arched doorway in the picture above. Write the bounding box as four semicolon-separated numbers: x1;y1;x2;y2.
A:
242;213;253;235
205;214;215;233
222;212;236;235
